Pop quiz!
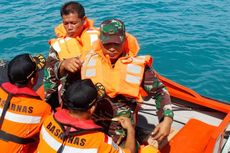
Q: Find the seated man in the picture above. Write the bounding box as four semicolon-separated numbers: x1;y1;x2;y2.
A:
0;54;51;152
81;19;174;146
44;2;141;111
44;1;99;110
37;79;136;153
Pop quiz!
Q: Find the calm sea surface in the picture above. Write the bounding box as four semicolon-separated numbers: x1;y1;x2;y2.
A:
0;0;230;102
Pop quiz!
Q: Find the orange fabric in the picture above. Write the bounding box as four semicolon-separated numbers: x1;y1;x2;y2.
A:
54;18;94;38
0;87;51;153
92;32;140;57
37;115;130;153
50;32;99;61
161;119;217;153
139;145;160;153
51;37;83;60
36;85;45;101
49;18;99;61
123;33;140;56
82;52;152;101
205;112;230;152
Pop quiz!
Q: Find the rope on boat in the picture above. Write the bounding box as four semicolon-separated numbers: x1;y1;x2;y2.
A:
137;101;213;112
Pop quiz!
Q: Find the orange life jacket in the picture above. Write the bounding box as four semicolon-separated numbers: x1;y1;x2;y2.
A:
54;18;95;38
121;32;140;57
50;18;139;61
49;18;99;61
92;32;140;57
0;82;51;153
37;109;130;153
139;145;160;153
81;51;152;102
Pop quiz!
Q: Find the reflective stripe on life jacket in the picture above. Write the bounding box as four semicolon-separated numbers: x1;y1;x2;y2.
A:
37;109;122;153
51;37;82;60
82;54;152;101
0;108;41;124
0;83;42;126
51;18;99;60
39;125;98;153
50;29;99;61
0;82;51;152
85;29;99;46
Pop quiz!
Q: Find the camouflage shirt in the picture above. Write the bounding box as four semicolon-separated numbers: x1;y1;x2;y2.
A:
43;47;81;109
143;66;173;120
93;65;173;144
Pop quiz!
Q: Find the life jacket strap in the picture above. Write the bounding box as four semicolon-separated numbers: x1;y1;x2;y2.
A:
0;93;13;128
55;119;103;153
0;130;37;144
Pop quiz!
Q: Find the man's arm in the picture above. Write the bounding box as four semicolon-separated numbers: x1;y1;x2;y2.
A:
58;56;82;77
100;116;135;153
142;66;174;142
118;116;135;153
43;47;61;109
44;46;83;109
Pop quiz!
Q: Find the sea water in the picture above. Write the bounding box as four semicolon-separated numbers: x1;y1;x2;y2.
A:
0;0;229;102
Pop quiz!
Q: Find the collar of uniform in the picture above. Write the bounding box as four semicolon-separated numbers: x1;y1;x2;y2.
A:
1;82;39;97
54;109;102;130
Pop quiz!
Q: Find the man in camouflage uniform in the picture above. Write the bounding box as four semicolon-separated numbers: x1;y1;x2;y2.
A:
81;19;174;146
44;1;98;110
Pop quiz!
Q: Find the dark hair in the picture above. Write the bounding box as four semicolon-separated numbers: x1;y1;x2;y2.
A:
60;1;85;18
8;54;36;87
62;79;98;111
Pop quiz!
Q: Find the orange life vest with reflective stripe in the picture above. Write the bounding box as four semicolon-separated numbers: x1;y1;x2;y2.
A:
81;52;152;101
123;33;140;57
54;18;95;38
92;32;140;57
37;109;130;153
0;82;51;153
50;28;99;61
50;37;83;60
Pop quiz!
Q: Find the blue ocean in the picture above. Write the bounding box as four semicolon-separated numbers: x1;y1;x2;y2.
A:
0;1;230;102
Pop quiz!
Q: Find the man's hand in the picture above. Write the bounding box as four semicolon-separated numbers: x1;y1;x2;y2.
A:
117;116;135;153
117;116;134;131
151;117;173;142
59;57;83;76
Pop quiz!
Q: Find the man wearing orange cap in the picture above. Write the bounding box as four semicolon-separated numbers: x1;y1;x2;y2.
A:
0;54;51;152
81;19;174;148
